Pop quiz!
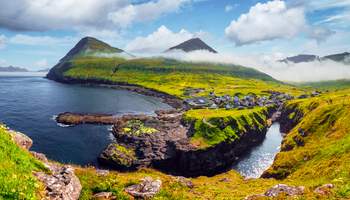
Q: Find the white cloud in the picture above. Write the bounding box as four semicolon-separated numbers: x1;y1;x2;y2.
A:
125;25;205;53
162;50;350;82
0;35;6;49
307;26;335;43
33;59;49;68
0;0;192;32
8;34;77;46
108;0;191;28
225;0;307;46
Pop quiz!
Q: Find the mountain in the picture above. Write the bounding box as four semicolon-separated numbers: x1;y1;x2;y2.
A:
47;37;129;81
167;38;218;53
0;66;29;72
280;52;350;64
59;37;124;62
322;52;350;63
279;54;320;64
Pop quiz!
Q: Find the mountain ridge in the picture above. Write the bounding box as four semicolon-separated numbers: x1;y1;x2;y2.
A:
167;38;218;53
280;52;350;64
0;66;29;72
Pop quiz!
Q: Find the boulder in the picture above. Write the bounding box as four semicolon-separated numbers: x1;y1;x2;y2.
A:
34;165;82;200
96;169;110;176
265;184;305;197
174;176;194;188
30;151;49;163
125;177;162;199
9;130;33;150
92;192;116;200
314;184;334;195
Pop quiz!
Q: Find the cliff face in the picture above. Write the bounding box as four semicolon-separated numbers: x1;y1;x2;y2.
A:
98;108;274;177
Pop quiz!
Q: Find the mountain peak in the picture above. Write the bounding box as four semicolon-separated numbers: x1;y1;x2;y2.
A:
60;36;123;62
167;38;218;53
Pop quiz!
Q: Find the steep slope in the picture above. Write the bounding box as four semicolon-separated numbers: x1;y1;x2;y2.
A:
60;36;123;62
47;37;289;98
322;52;350;64
47;37;126;81
167;38;218;53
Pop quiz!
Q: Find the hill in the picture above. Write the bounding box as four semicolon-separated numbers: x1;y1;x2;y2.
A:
60;37;124;62
166;38;218;53
47;37;289;99
0;66;29;72
279;54;319;64
323;52;350;64
280;52;350;64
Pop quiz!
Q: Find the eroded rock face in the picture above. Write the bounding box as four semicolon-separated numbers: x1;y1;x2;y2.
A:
99;109;270;177
34;165;82;200
125;177;162;199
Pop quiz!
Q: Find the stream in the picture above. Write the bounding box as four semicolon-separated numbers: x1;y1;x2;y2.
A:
233;123;283;178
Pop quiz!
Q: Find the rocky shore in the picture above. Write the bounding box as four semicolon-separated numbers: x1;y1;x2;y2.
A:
57;108;277;177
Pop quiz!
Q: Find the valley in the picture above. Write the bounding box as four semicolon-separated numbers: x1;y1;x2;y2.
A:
1;37;350;200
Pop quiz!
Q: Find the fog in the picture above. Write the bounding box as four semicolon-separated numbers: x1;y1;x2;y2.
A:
160;50;350;83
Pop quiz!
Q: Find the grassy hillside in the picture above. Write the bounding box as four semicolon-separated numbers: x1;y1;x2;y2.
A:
299;79;350;90
184;107;269;148
59;57;303;98
0;125;46;199
263;90;350;198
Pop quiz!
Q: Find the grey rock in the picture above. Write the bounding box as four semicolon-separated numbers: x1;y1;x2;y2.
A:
125;177;162;199
265;184;305;197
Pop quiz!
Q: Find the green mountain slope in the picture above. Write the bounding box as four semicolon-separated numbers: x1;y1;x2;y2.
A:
47;37;293;98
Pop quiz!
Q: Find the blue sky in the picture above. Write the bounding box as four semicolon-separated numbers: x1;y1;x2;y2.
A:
0;0;349;70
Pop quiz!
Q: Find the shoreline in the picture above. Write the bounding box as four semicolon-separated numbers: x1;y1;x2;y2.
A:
46;76;185;109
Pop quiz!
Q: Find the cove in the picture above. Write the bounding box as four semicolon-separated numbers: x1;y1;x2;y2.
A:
0;75;171;166
233;123;283;178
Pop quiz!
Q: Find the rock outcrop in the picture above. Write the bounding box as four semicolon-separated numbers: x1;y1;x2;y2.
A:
8;129;82;200
9;130;33;150
98;109;272;177
34;165;81;200
245;184;305;199
125;177;162;199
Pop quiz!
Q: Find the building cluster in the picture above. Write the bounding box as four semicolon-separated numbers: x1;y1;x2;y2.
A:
184;90;321;110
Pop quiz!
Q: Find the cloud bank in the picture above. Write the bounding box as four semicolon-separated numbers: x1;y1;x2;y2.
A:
225;0;334;45
162;50;350;82
125;25;205;53
0;0;191;32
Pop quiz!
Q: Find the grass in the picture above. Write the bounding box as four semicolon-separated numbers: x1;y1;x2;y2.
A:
122;120;158;136
75;167;279;200
62;57;305;99
184;107;269;148
263;90;350;199
0;125;46;200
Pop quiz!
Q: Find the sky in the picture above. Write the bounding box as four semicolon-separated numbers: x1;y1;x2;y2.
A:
0;0;349;75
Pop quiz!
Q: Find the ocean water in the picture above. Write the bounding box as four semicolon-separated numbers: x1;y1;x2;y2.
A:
0;74;170;166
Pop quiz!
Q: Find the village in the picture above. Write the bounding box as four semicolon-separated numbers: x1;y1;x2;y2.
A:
184;88;321;110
